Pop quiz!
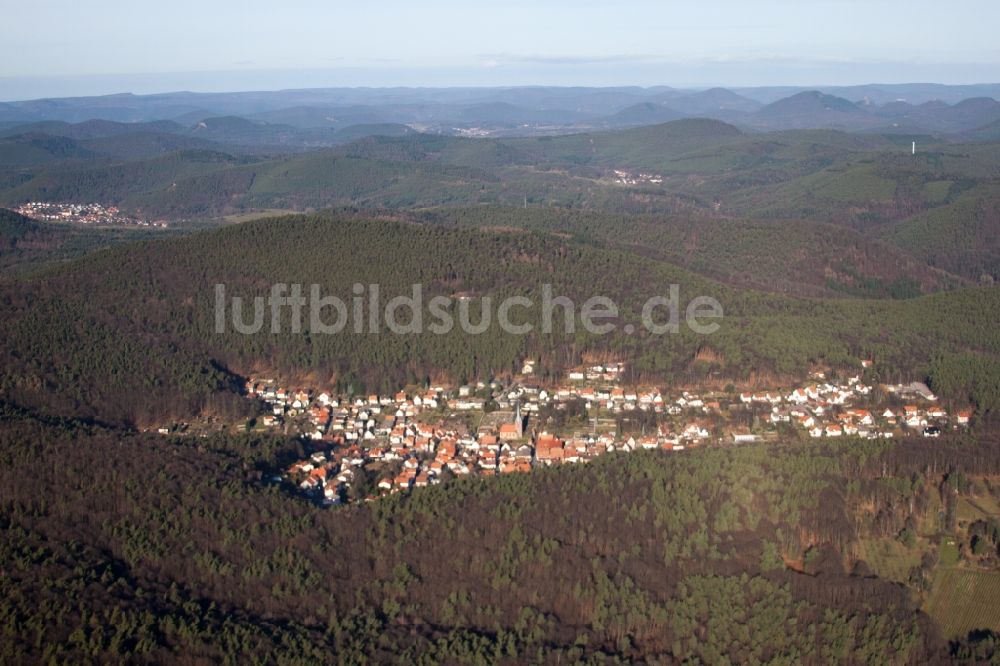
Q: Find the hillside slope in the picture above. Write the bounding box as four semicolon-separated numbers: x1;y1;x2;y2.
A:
419;205;962;297
3;406;989;662
880;182;1000;280
2;211;999;426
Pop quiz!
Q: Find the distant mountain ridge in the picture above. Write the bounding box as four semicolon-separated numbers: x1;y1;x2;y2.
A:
750;91;882;130
607;102;684;126
0;116;428;165
653;87;762;115
3;84;1000;135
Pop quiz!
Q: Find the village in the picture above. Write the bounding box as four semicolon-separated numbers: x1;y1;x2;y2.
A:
15;201;165;227
171;358;975;507
610;169;664;185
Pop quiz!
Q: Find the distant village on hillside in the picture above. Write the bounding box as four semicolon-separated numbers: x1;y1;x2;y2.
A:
15;201;164;227
155;359;973;508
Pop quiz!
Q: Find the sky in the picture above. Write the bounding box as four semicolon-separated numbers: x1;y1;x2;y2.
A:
2;0;999;100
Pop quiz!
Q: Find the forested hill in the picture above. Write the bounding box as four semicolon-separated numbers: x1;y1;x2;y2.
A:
3;118;999;289
1;210;999;426
417;205;961;298
0;207;41;241
5;404;1000;662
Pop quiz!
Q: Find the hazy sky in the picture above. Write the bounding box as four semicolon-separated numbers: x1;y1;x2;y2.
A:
3;0;999;99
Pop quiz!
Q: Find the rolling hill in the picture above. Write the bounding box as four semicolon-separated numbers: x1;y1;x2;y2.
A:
0;118;187;140
3;118;999;289
656;87;762;115
871;97;1000;134
506;118;745;170
455;102;590;125
750;91;882;131
0;117;428;159
418;205;962;298
880;181;1000;281
2;210;999;427
968;117;1000;141
0;132;98;167
606;102;685;127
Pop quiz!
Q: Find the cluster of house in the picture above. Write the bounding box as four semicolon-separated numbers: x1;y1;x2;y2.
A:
453;127;496;138
246;366;711;505
241;361;973;506
611;169;664;186
278;410;697;506
14;201;164;227
736;375;970;441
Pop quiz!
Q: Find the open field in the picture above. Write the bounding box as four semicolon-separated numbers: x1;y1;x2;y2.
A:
925;568;1000;638
940;538;960;566
857;538;922;584
957;494;1000;523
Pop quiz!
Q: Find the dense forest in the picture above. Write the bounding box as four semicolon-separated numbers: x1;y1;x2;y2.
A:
3;403;1000;663
1;210;999;426
417;205;958;298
